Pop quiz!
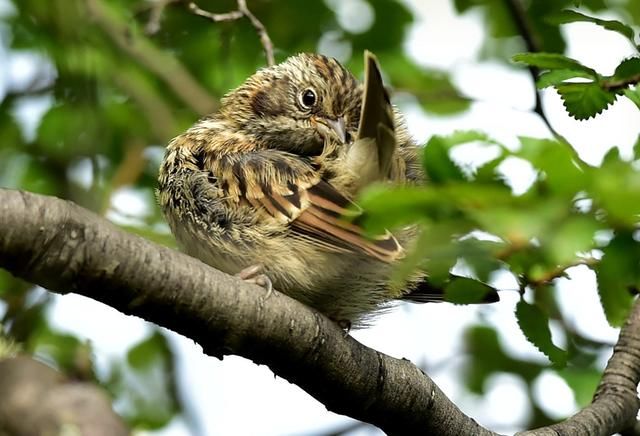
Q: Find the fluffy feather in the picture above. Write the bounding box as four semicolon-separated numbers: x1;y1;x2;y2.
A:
157;52;498;326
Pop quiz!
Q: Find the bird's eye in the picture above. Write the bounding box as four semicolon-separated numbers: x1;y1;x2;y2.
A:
299;88;317;109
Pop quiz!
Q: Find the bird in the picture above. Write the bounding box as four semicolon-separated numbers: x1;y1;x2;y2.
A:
157;51;498;327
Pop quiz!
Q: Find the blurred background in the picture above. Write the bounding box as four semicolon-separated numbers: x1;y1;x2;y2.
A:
0;0;639;434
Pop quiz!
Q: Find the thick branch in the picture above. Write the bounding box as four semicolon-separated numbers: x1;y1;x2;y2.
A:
1;188;639;435
0;188;494;435
0;356;128;436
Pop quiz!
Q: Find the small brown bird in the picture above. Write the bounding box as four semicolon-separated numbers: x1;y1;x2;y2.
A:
158;52;497;327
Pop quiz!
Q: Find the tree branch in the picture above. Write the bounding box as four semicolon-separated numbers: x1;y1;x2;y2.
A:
0;188;495;435
0;188;638;435
0;356;128;436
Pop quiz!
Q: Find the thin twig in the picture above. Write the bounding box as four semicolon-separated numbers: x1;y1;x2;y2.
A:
187;2;243;21
603;73;640;92
503;0;578;153
237;0;275;66
187;0;275;66
145;0;181;34
527;258;599;287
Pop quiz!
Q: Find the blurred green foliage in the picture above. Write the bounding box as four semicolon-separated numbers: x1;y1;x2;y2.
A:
0;0;639;432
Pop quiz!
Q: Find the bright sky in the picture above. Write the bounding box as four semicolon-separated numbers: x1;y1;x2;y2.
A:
1;0;639;435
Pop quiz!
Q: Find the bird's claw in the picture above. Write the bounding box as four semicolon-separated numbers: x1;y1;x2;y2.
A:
236;264;274;299
336;319;352;336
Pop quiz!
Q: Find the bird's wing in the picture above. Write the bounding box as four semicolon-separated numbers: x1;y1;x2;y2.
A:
211;150;403;263
347;51;397;186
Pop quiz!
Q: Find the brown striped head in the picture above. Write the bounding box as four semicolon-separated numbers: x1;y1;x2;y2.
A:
220;53;362;155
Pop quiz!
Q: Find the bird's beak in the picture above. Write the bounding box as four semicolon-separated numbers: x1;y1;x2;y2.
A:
314;116;348;144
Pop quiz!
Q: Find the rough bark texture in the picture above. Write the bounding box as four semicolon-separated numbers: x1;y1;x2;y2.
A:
0;188;638;435
0;356;129;436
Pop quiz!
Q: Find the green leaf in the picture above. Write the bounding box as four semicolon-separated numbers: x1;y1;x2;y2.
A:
471;199;566;245
549;10;636;46
512;53;598;77
390;221;473;289
464;325;545;394
517;137;587;197
515;301;568;367
27;323;94;379
453;0;474;13
613;57;640;81
357;185;442;234
556;82;617;120
37;104;104;160
456;238;505;282
423;136;466;183
358;181;513;235
546;216;599;265
536;69;597;89
624;86;640;110
444;276;497;304
422;131;500;183
558;367;600;407
0;103;23;150
588;152;640;225
108;331;181;429
595;232;638;327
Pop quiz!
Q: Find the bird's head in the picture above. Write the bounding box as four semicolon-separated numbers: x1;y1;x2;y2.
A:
220;53;362;155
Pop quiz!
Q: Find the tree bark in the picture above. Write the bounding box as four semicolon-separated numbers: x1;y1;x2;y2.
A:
0;188;638;435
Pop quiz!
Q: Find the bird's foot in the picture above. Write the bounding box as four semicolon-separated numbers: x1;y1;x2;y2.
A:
236;264;273;298
336;319;352;336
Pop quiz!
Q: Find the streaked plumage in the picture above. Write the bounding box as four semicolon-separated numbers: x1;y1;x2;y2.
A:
157;52;497;326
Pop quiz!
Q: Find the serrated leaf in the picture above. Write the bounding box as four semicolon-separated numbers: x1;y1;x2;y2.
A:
613;57;640;81
444;276;497;304
556;82;617;120
536;69;596;89
516;301;568;367
549;10;636;46
512;53;598;77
